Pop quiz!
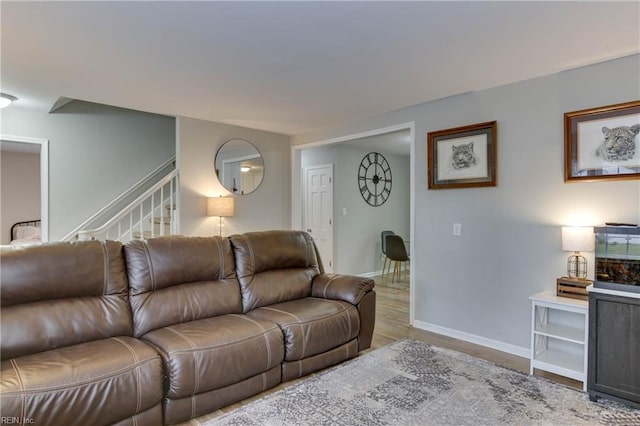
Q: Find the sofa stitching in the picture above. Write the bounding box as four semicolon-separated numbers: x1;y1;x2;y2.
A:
164;328;199;394
260;304;351;326
1;356;159;395
323;299;352;338
304;233;311;267
229;315;272;371
214;238;224;281
9;359;26;422
191;394;196;420
242;235;255;277
141;240;156;292
322;275;338;299
163;322;280;355
160;314;280;355
113;337;142;414
100;241;109;296
257;307;307;358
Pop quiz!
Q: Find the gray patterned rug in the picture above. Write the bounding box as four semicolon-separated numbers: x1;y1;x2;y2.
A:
202;339;640;425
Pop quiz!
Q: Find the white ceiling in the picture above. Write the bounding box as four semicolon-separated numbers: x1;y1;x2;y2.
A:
2;2;639;136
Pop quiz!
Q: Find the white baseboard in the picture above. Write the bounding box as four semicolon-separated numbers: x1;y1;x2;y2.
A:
358;270;383;278
412;320;530;359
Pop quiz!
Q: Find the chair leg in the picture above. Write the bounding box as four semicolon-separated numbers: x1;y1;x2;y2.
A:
382;256;388;279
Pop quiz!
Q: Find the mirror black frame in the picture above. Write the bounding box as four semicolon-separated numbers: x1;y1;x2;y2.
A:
215;138;264;195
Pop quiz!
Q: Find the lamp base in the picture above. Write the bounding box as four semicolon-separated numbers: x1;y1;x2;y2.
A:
567;253;587;279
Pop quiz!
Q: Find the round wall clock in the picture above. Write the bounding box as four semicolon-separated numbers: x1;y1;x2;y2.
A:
358;152;392;206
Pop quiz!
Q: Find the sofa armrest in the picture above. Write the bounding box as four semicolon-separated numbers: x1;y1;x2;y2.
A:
311;273;375;305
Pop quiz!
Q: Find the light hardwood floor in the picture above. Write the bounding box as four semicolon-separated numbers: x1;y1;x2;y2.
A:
186;273;580;424
369;274;581;389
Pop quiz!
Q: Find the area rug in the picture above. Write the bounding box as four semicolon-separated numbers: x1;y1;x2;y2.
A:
202;339;640;425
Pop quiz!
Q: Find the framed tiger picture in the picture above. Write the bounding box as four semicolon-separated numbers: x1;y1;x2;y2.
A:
565;100;640;182
427;121;497;190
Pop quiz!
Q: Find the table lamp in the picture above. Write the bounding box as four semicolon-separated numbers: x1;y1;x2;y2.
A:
207;196;235;236
561;226;594;279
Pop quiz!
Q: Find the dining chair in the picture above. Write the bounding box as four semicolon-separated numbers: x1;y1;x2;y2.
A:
385;234;410;284
380;230;395;279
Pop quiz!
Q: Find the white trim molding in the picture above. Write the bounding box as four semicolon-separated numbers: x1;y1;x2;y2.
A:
291;121;416;324
357;270;384;279
1;134;49;242
413;319;530;359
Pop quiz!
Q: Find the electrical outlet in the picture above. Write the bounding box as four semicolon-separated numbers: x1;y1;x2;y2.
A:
453;223;462;236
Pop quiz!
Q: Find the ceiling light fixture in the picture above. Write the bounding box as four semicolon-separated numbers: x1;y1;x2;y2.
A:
0;93;18;109
240;166;251;173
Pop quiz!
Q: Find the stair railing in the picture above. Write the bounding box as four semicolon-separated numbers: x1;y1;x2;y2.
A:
77;170;179;242
61;156;176;241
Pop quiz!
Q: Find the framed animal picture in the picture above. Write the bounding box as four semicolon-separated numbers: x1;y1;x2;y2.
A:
428;121;497;189
565;100;640;182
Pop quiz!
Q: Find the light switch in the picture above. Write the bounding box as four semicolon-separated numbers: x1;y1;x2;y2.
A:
342;208;347;216
453;223;462;236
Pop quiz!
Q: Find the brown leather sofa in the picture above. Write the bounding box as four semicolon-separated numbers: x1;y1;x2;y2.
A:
1;230;376;425
0;240;164;425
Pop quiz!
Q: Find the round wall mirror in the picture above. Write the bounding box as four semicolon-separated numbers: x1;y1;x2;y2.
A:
215;138;264;195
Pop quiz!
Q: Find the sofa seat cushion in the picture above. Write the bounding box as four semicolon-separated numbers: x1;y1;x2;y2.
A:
247;297;360;361
0;337;162;426
141;314;284;399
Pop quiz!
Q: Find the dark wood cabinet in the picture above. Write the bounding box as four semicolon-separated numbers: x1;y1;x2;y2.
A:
588;291;640;409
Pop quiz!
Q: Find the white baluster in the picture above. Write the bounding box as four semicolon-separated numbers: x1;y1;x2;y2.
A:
160;185;165;236
170;177;175;235
139;204;144;239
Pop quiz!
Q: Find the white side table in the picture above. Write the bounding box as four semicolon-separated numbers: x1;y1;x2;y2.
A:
529;291;588;391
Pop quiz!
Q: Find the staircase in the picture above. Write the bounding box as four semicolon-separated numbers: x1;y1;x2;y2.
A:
62;158;180;242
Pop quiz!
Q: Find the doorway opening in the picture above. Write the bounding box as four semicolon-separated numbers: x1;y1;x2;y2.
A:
291;122;415;324
1;135;49;243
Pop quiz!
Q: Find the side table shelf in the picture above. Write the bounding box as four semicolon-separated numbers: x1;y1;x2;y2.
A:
529;291;588;391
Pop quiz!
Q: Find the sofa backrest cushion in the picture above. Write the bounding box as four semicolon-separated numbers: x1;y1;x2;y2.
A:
230;230;322;312
124;235;241;337
1;240;132;360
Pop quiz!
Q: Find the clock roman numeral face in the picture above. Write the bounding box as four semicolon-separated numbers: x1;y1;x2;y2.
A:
357;152;392;207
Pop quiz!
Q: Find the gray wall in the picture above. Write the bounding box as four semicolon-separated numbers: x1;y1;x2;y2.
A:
177;116;290;236
302;143;410;275
1;151;40;244
0;101;176;240
292;54;640;354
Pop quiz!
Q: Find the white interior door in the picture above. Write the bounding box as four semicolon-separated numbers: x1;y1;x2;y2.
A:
304;165;333;272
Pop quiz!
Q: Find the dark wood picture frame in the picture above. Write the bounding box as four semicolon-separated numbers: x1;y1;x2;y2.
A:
564;100;640;182
428;121;497;189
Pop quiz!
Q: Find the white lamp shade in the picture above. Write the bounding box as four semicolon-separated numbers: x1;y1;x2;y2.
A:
207;197;235;217
561;226;594;252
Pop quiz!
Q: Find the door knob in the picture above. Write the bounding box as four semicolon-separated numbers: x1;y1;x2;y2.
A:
307;229;312;233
